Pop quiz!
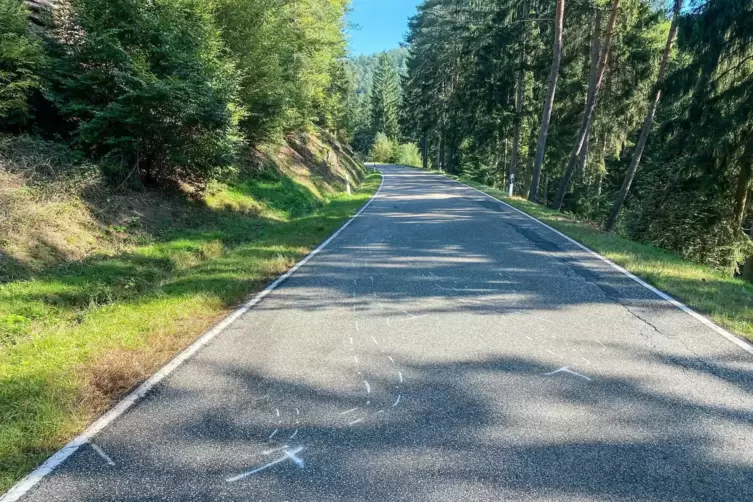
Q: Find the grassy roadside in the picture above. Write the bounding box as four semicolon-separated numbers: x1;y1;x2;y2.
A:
0;171;381;493
425;169;753;343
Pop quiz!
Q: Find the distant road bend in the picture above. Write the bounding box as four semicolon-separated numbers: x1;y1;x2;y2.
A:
8;164;753;501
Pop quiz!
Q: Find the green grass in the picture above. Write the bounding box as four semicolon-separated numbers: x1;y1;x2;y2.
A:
0;172;381;492
434;172;753;343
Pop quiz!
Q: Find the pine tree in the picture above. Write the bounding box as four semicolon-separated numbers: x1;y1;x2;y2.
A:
371;52;401;140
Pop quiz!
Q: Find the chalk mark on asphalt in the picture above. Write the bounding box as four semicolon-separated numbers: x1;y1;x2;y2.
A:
403;311;428;319
90;443;115;467
227;447;305;482
543;366;592;381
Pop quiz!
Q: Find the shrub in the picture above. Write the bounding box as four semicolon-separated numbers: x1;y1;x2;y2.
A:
49;0;243;189
394;142;422;167
0;0;46;127
369;132;396;163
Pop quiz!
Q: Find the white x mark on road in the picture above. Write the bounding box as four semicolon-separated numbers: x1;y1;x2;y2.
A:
227;446;305;482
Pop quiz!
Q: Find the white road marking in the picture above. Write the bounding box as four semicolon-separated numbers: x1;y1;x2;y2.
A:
1;179;387;501
387;356;395;364
295;408;300;416
453;175;753;356
371;336;379;345
268;429;279;440
364;381;371;394
543;366;592;381
398;372;403;383
262;445;290;455
392;394;401;407
525;336;533;341
283;447;305;468
349;337;353;345
289;429;298;439
89;444;115;467
227;447;305;482
348;418;364;426
403;311;428;319
353;356;359;364
378;410;385;414
370;276;374;283
275;409;280;417
340;407;360;415
355;321;359;331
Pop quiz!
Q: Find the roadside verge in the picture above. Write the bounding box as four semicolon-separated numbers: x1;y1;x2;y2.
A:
0;169;382;498
419;168;753;348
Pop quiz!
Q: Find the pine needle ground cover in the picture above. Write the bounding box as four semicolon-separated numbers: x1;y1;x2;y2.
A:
446;175;753;343
0;152;380;492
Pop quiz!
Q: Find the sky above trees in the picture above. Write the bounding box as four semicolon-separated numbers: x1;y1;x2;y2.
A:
347;0;421;55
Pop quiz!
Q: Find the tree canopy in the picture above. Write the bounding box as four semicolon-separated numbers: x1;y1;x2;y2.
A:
400;0;753;276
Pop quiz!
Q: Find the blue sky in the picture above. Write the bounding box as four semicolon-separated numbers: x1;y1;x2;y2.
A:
347;0;422;56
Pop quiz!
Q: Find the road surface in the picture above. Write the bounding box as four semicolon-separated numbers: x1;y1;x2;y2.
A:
11;165;753;501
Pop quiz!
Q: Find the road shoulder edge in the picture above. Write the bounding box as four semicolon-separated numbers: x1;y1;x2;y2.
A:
0;173;386;502
419;167;753;357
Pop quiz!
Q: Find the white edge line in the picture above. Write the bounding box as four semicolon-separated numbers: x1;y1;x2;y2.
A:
0;172;385;502
433;170;753;357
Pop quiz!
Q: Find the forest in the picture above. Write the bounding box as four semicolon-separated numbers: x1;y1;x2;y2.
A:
1;0;353;186
399;0;753;280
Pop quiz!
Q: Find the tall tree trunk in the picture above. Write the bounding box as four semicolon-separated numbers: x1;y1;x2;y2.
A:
509;0;529;197
439;133;446;172
605;0;682;232
737;149;753;281
528;0;565;202
732;144;752;229
743;215;753;281
422;132;428;170
554;0;621;210
576;10;602;182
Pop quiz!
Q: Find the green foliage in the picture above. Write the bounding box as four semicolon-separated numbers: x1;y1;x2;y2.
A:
394;142;422;167
348;47;408;97
213;0;350;139
0;0;46;126
402;0;753;274
48;0;243;188
369;132;396;163
370;53;401;140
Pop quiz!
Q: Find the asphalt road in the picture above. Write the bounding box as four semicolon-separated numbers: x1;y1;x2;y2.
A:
13;165;753;501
